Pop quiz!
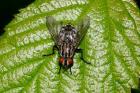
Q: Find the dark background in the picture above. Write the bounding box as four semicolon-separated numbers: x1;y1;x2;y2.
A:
0;0;35;35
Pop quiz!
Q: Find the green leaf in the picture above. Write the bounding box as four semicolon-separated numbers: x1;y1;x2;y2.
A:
0;0;140;93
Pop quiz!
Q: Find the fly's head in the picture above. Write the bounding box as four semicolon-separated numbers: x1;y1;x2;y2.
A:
59;57;73;69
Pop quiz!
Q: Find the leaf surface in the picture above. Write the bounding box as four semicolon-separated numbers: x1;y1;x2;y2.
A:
0;0;140;93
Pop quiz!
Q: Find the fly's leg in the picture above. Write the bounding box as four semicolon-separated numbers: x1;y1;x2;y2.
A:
70;68;72;74
43;45;61;74
42;45;58;57
58;65;62;74
75;49;91;64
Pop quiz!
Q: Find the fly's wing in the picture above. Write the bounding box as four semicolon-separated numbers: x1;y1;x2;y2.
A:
46;16;62;45
75;16;90;48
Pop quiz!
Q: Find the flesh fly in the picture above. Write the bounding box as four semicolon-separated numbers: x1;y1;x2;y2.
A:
43;16;91;73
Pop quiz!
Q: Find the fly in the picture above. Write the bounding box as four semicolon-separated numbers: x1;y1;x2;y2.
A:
43;16;91;74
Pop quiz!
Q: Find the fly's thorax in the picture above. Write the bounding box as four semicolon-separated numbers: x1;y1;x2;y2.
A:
59;57;73;68
59;43;75;58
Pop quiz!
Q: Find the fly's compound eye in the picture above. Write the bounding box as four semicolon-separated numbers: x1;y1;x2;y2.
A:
59;57;64;65
67;58;73;67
